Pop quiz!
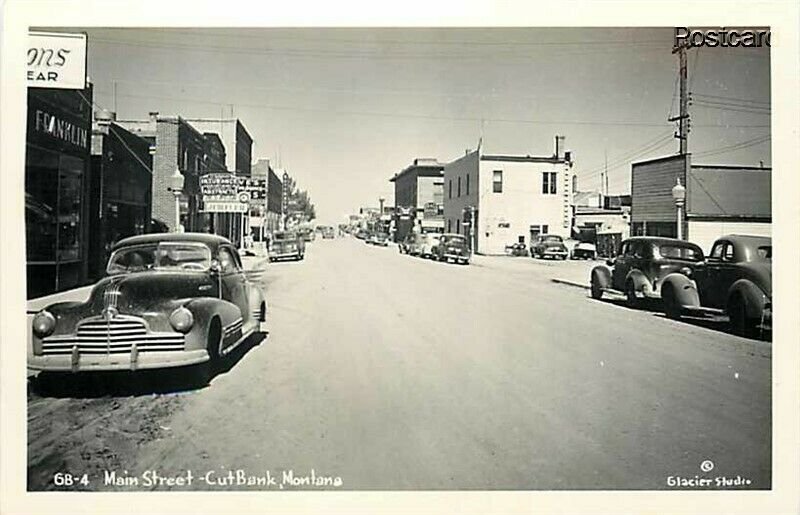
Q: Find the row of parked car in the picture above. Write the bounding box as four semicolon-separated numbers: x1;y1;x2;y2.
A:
505;234;598;260
590;234;772;338
398;232;471;265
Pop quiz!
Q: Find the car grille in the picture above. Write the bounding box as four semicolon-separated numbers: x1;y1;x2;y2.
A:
40;316;185;356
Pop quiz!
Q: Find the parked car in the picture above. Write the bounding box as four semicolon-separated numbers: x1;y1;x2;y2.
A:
299;228;316;242
505;242;529;257
571;242;597;260
407;233;424;256
419;233;441;259
659;235;771;337
270;230;305;261
322;226;335;239
590;236;705;308
531;234;569;260
399;233;415;254
356;229;369;240
370;232;390;247
28;233;267;384
434;234;471;264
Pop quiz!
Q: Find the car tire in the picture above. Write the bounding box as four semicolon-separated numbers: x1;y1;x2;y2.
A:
195;318;222;387
625;280;641;309
661;285;682;320
729;294;758;338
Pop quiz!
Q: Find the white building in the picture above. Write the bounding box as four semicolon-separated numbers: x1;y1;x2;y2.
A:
443;137;574;255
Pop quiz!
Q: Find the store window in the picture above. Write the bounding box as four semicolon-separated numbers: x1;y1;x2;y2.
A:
25;147;84;263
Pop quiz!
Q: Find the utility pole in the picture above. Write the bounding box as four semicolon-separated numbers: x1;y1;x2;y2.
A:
670;42;690;154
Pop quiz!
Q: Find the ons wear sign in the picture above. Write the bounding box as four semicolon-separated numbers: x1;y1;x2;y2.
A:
27;31;87;89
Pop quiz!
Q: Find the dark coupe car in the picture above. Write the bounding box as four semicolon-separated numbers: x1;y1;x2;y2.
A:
434;233;470;264
28;233;267;383
531;234;569;260
269;230;305;261
659;234;771;337
590;236;704;308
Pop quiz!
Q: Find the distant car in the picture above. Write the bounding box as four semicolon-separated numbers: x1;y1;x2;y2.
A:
356;229;369;240
659;235;771;337
370;232;390;247
419;233;441;259
269;231;305;261
299;228;316;242
531;234;569;260
434;234;470;264
571;242;597;260
28;233;267;384
407;233;424;256
399;233;415;254
322;226;335;239
590;236;705;308
505;242;529;257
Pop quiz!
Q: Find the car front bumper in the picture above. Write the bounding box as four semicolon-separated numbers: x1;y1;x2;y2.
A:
270;251;300;259
543;250;568;258
28;348;210;372
443;253;469;261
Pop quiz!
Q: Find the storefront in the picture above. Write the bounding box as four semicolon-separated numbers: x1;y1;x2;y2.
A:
88;118;153;280
25;86;93;299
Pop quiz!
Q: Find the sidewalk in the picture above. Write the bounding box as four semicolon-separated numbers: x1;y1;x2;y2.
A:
471;253;595;290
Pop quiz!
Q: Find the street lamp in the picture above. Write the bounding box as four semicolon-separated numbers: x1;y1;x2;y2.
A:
169;166;185;233
671;176;686;240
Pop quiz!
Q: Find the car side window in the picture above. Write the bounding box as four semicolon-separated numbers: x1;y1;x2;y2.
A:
632;242;645;259
217;247;237;274
709;242;725;261
722;243;735;262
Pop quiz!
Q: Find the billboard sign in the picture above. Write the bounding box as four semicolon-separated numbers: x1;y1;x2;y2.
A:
200;173;246;213
28;31;87;89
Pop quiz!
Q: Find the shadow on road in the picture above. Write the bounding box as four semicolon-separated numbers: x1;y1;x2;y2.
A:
28;331;268;399
591;296;771;342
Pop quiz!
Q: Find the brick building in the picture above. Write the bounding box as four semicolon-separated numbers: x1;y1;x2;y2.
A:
116;112;220;234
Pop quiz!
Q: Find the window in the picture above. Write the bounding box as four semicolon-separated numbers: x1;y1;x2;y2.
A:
449;179;452;199
466;174;470;195
457;176;461;197
447;219;451;232
542;172;557;194
493;170;503;193
723;244;735;262
709;242;728;261
217;246;238;273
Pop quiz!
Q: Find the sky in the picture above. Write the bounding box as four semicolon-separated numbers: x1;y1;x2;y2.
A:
65;27;770;224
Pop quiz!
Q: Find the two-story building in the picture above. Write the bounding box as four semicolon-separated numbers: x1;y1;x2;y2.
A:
389;158;445;241
443;137;574;255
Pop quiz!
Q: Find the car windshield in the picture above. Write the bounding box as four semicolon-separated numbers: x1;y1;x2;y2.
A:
107;243;211;275
441;235;466;245
542;235;562;242
658;244;703;261
756;245;772;260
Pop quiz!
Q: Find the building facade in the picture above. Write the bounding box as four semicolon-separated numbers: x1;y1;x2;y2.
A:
443;140;574;255
25;84;94;298
116;113;213;234
631;154;771;253
88;113;153;280
389;158;445;241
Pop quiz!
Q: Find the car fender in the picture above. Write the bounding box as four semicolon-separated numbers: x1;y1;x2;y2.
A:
661;272;700;308
625;269;652;294
591;265;612;289
727;279;768;318
182;298;242;351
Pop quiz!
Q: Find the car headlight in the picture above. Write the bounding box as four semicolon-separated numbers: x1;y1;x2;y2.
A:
32;310;56;338
169;307;194;333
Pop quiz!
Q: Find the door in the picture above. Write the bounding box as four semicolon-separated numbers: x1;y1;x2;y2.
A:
218;245;250;322
612;240;635;290
703;240;736;308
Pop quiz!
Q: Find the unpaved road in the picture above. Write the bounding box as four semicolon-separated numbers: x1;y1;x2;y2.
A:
28;238;771;491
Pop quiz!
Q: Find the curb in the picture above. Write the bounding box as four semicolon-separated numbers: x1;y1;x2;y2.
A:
550;278;590;290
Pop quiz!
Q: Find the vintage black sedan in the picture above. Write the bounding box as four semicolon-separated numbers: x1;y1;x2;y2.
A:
269;230;305;261
659;234;771;337
531;234;569;260
434;233;470;264
590;236;704;308
28;233;267;383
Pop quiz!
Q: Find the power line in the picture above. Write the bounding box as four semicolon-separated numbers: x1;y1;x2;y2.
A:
96;89;770;129
692;134;770;159
692;92;770;106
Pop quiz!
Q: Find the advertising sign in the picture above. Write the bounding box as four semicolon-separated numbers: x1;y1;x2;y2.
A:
200;173;245;213
423;202;438;219
28;31;87;89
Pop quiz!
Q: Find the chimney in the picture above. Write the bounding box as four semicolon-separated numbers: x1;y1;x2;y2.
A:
554;135;566;160
94;109;116;125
